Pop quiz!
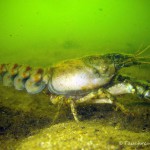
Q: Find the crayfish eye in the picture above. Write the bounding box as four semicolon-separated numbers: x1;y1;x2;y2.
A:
99;65;108;74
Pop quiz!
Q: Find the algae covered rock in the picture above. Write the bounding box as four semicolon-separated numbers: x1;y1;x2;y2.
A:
16;121;150;150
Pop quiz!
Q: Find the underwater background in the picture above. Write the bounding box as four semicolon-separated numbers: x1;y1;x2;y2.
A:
0;0;150;150
0;0;150;65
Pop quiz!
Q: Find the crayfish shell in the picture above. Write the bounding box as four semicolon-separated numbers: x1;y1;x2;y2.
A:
14;66;31;90
25;68;47;94
14;76;26;90
2;64;20;87
0;64;48;94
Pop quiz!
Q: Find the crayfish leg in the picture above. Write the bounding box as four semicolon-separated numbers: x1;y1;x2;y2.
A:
50;95;64;124
75;88;115;104
114;102;133;116
75;88;133;117
70;99;79;122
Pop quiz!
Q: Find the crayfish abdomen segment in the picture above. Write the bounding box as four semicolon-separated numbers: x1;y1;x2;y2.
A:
0;64;48;94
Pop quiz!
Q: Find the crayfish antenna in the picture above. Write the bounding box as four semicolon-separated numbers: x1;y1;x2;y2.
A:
132;45;150;65
134;43;144;56
134;45;150;57
138;61;150;65
116;45;150;68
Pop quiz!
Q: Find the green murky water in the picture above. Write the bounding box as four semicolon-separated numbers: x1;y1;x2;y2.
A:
0;1;150;150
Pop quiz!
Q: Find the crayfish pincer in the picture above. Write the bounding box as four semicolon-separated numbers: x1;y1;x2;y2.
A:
0;47;150;122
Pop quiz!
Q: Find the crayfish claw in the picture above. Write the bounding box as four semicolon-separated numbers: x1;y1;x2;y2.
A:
144;90;150;100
